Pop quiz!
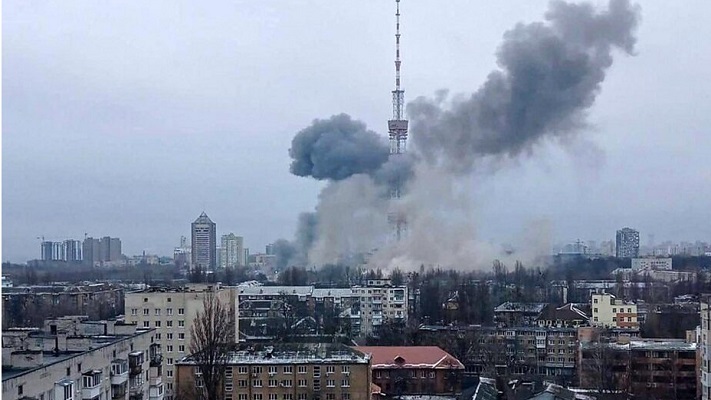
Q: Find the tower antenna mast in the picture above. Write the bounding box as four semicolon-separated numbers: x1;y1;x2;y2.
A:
388;0;408;241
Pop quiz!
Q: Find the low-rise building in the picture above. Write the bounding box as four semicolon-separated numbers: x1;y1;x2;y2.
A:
175;343;371;400
535;303;589;328
493;303;547;328
591;293;638;329
2;316;161;400
356;346;464;396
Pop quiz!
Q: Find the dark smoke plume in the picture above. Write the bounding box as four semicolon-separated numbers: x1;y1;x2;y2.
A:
408;0;640;173
272;212;318;269
289;114;390;181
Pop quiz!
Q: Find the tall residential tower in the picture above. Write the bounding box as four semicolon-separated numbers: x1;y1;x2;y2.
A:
191;212;217;270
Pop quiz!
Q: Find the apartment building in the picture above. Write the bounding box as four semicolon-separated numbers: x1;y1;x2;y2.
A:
356;346;464;396
579;338;697;399
124;284;238;400
174;343;371;400
591;293;638;329
700;294;711;400
236;282;407;339
2;316;161;400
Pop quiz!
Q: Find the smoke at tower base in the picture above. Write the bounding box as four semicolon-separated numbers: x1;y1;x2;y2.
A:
274;0;640;271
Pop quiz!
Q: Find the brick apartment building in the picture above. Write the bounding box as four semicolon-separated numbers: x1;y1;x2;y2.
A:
175;344;371;400
355;346;464;396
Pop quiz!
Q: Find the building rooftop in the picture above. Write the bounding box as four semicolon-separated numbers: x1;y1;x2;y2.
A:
178;343;369;365
355;346;464;370
193;211;214;224
238;286;315;296
494;302;547;314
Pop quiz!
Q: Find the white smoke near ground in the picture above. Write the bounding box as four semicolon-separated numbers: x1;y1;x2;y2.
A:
274;0;640;272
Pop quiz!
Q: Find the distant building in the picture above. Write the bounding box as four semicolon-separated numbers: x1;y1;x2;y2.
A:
40;239;83;262
191;212;217;270
632;257;672;271
591;293;638;329
616;227;640;258
82;236;121;266
220;233;245;268
175;343;372;400
356;346;464;396
1;316;161;400
493;302;548;328
701;294;711;400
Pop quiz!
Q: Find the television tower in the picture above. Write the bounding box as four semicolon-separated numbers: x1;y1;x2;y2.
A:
387;0;408;241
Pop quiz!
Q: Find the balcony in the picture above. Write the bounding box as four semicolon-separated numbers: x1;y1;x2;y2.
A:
129;352;144;376
112;384;127;399
149;344;163;367
149;376;162;387
82;384;102;400
149;383;164;400
111;360;129;385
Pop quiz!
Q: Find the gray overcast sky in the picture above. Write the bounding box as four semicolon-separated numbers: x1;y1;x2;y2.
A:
3;1;711;263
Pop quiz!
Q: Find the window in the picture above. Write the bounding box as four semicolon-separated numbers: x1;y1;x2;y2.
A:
341;379;350;387
167;370;173;378
593;308;598;313
167;320;173;327
283;366;293;374
155;321;161;327
238;380;248;388
18;385;23;396
628;308;632;313
225;382;233;392
179;345;185;353
155;308;161;316
298;394;307;400
627;317;632;322
342;394;350;400
612;308;616;313
268;366;278;375
269;395;278;400
167;308;173;315
283;395;293;400
167;358;173;365
167;345;173;352
131;308;138;316
143;321;150;328
327;379;335;387
594;317;598;322
298;380;307;387
269;379;278;387
253;380;262;388
238;367;248;374
282;380;292;387
326;366;335;374
612;317;617;322
313;366;321;377
593;299;598;304
226;367;233;378
178;333;185;340
326;395;335;400
253;395;263;400
298;366;307;374
429;372;435;379
178;308;185;315
167;383;173;391
341;366;350;374
239;395;247;400
167;333;173;340
178;320;185;327
156;333;162;340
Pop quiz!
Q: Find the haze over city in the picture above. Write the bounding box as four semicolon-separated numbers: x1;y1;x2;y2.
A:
4;0;711;264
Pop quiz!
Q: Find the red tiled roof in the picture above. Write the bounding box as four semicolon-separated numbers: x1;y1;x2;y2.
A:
355;346;465;370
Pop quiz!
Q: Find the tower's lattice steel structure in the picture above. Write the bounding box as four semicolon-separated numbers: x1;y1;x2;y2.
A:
387;0;408;241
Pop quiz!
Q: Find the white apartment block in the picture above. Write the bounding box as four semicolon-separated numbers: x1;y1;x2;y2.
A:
2;316;161;400
236;281;408;338
124;284;237;400
591;293;638;329
631;257;672;271
701;294;711;400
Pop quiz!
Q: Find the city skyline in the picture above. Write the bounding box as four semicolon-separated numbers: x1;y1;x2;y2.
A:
4;1;711;263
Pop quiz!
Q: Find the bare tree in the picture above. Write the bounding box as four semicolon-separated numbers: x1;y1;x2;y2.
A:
188;292;235;400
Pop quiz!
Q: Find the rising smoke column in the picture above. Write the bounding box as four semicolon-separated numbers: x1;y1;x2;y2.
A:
278;0;640;270
289;114;390;181
408;0;640;173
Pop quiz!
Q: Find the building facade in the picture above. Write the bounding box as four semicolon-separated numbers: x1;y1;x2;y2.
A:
124;284;237;400
175;344;371;400
700;294;711;400
616;227;640;258
2;316;161;400
591;293;638;329
82;237;122;266
221;234;245;268
191;212;217;270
